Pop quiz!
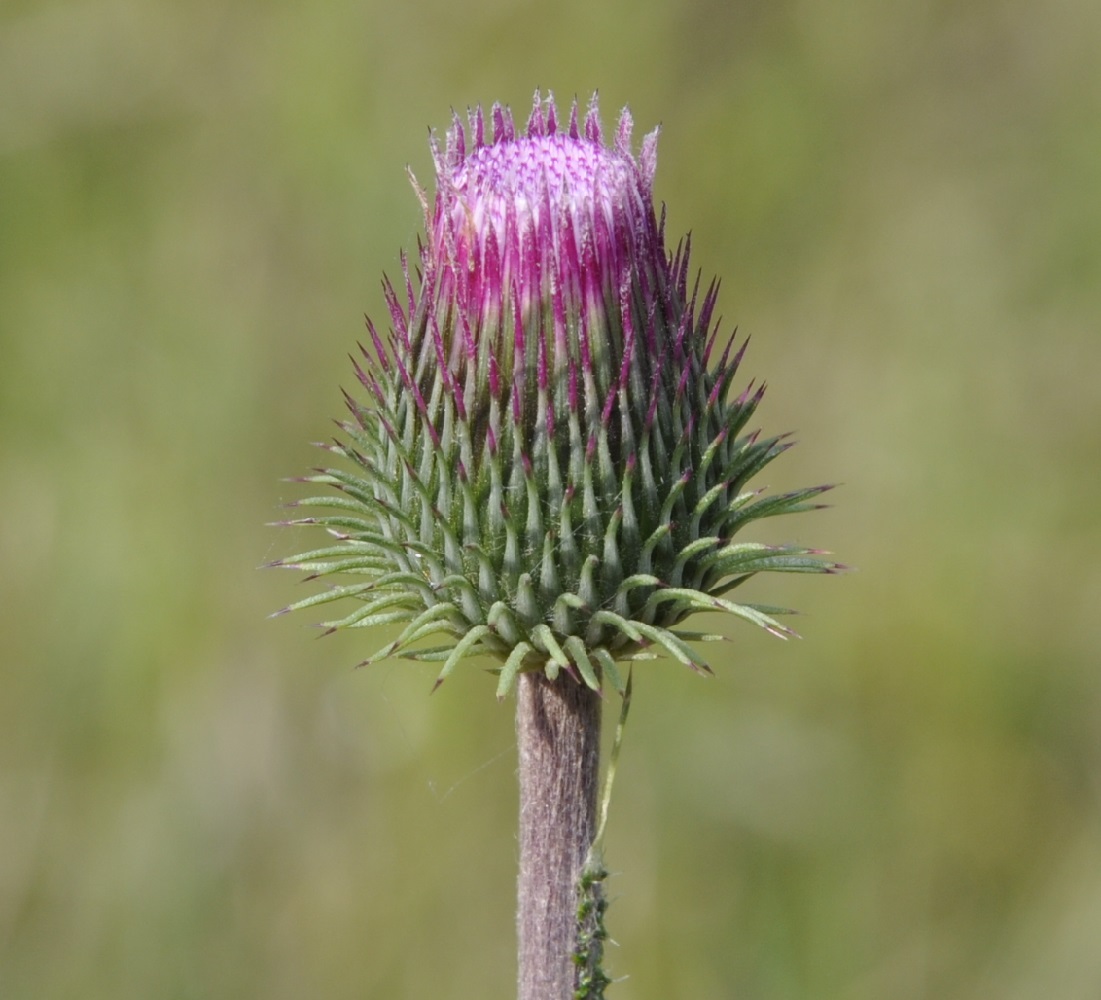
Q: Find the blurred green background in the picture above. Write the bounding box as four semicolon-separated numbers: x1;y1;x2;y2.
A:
3;0;1099;997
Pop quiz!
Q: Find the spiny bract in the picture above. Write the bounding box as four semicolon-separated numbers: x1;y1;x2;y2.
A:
273;92;841;697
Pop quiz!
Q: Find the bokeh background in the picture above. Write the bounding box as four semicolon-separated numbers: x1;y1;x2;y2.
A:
3;0;1100;997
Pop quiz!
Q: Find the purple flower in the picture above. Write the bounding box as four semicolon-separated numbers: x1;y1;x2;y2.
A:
276;92;839;696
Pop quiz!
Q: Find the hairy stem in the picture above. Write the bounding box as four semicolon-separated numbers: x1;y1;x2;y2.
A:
516;671;602;1000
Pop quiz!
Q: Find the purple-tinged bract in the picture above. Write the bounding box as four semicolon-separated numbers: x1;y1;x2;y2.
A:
276;92;840;696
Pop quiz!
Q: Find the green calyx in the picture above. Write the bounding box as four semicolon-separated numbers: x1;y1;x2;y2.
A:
273;327;840;697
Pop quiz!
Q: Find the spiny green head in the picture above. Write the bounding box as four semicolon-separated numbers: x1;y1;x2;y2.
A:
273;91;842;697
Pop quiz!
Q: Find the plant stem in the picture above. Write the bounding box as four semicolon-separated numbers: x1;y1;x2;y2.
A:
516;671;602;1000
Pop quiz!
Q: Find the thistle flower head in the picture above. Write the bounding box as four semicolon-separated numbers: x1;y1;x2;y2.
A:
275;92;840;697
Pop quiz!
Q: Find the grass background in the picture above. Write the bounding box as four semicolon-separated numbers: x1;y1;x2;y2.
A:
2;0;1100;997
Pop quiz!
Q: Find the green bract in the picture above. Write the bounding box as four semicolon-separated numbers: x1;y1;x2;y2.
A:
274;93;840;696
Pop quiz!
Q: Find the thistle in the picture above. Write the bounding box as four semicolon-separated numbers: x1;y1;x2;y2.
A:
276;94;838;691
274;91;839;1000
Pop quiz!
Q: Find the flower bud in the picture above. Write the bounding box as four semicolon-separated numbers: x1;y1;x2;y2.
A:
276;93;840;696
